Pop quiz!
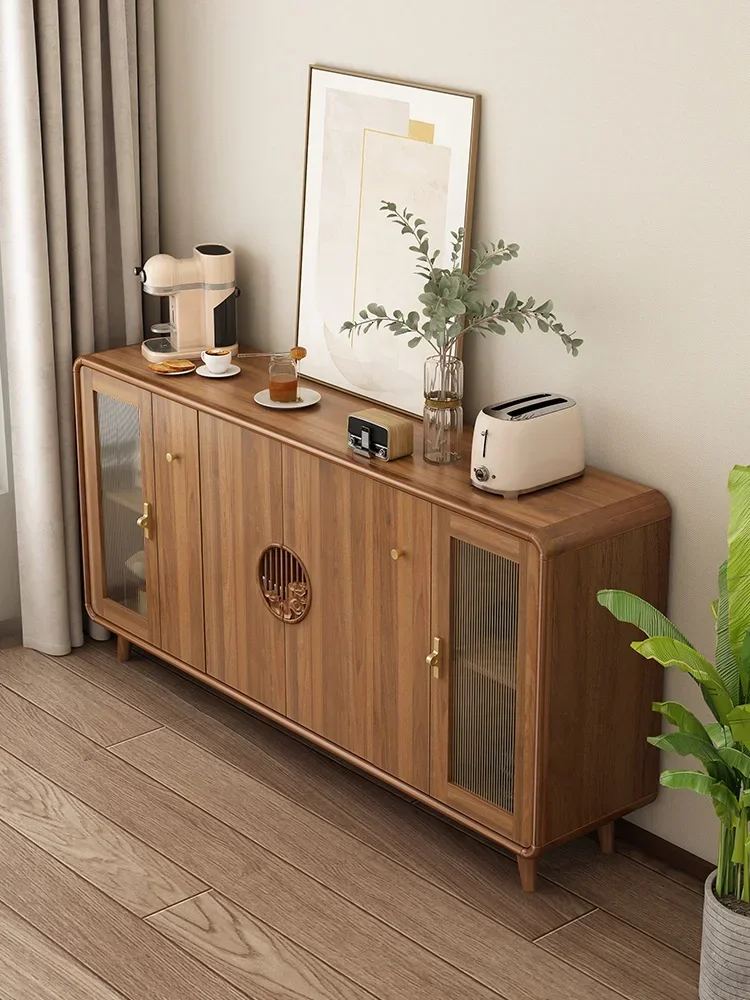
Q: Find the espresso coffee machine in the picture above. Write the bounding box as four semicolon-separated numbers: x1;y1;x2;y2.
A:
134;243;239;362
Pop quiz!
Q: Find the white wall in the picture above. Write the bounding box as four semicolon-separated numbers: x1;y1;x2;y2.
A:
155;0;750;861
0;276;21;630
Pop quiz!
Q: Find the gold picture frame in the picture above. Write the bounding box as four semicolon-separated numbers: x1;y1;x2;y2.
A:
295;65;480;415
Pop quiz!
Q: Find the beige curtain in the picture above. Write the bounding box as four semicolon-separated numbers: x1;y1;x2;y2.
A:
0;0;158;654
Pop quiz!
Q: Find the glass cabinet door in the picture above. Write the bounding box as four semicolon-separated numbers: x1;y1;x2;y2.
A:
78;367;159;644
431;509;538;843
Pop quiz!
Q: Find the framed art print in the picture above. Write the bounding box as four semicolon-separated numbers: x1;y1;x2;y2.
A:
296;66;480;415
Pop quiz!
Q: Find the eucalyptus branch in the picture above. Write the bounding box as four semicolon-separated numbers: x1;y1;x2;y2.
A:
339;200;581;359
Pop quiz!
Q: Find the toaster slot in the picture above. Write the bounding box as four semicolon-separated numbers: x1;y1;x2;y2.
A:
506;396;569;419
487;393;550;414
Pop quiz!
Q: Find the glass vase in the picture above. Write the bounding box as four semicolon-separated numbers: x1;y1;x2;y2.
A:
423;355;464;464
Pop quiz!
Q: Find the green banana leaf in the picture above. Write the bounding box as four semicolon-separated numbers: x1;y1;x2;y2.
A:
740;628;750;704
725;704;750;745
652;701;710;741
727;466;750;668
660;769;739;825
597;590;693;646
660;769;714;794
647;731;734;784
706;722;735;748
718;745;750;779
716;560;740;703
632;637;734;722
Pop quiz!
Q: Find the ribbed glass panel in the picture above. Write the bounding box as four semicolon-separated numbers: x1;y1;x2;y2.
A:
450;538;519;813
96;393;146;616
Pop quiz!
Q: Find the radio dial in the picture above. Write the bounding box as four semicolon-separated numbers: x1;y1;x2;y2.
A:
473;466;490;483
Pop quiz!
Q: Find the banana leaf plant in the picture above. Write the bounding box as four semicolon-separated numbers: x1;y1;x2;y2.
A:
598;465;750;901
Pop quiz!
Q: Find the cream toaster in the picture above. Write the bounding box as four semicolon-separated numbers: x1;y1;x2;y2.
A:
470;393;585;498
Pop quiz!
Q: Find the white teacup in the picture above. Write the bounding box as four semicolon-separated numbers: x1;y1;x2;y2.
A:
202;348;232;374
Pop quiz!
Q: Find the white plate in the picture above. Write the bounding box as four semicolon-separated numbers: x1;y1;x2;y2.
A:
148;365;196;376
253;387;321;409
196;364;241;378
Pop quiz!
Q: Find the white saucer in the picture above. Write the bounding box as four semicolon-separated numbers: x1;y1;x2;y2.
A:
196;364;241;378
254;387;321;409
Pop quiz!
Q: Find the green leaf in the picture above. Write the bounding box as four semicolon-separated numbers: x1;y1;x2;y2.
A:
340;321;354;331
407;336;422;348
505;290;518;310
717;745;750;779
647;731;729;774
660;769;714;795
725;704;750;745
537;320;549;333
652;701;710;741
741;629;750;704
706;722;735;748
716;560;740;703
359;310;369;320
444;299;466;316
407;311;420;329
728;467;750;666
632;636;733;722
597;591;693;646
660;770;740;824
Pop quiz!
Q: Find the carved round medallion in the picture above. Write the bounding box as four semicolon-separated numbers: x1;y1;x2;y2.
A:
258;545;310;624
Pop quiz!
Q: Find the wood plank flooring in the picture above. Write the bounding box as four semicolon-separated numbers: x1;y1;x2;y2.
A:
0;640;703;999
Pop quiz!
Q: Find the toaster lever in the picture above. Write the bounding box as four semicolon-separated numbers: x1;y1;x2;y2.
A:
480;428;488;458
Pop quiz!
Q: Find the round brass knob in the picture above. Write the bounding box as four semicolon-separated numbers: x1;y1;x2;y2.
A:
166;452;176;463
390;548;402;561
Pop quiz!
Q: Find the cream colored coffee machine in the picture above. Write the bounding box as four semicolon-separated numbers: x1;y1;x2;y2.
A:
135;243;239;362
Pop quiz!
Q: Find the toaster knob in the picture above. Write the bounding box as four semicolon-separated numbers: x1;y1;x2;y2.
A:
473;465;490;483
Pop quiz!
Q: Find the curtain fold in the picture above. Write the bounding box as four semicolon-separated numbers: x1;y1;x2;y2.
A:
0;0;158;654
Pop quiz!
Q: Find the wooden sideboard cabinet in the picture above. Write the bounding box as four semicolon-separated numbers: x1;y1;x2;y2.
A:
74;347;671;891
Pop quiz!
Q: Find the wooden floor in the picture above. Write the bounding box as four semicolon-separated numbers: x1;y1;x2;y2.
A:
0;639;703;1000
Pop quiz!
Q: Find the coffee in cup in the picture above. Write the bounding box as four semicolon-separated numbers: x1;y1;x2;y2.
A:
201;348;232;374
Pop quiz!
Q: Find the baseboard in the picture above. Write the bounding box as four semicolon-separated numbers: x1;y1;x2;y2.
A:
616;819;714;881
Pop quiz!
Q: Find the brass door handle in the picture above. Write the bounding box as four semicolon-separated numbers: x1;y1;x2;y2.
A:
390;548;402;561
166;452;177;463
426;637;442;678
136;501;153;540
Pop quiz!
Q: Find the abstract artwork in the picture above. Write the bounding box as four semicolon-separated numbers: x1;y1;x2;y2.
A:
296;67;480;414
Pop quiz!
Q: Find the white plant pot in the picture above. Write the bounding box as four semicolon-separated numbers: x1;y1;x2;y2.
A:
700;871;750;999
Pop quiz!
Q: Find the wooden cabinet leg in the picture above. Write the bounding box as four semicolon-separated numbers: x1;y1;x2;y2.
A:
598;821;615;854
116;636;132;663
517;856;537;893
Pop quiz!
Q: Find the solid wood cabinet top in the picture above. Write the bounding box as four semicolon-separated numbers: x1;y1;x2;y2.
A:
75;347;670;556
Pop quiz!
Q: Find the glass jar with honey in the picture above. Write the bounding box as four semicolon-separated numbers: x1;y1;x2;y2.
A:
268;353;299;403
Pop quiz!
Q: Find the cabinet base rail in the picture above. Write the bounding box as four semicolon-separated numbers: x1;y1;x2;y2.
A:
96;615;655;886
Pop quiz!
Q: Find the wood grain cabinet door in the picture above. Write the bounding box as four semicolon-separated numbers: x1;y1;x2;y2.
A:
283;448;432;792
430;509;539;845
151;396;205;671
199;414;286;712
77;368;159;645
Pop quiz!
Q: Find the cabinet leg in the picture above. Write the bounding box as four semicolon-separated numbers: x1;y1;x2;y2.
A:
517;856;537;893
598;821;615;854
116;636;132;663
